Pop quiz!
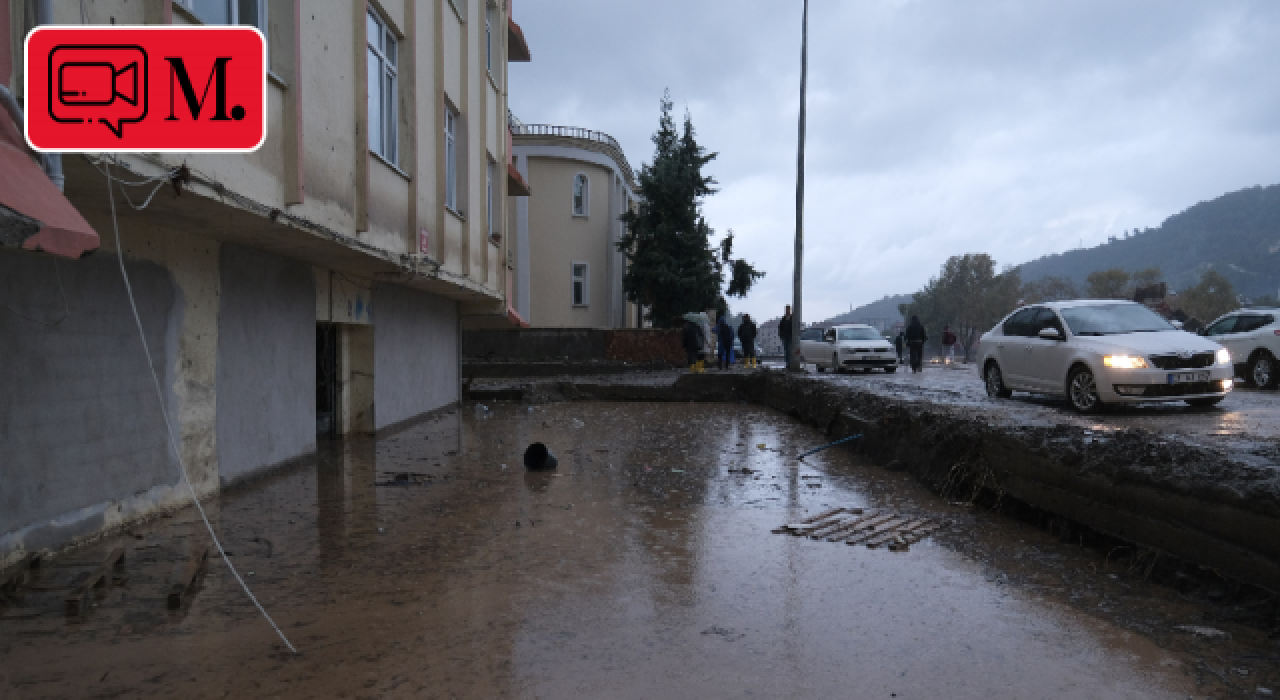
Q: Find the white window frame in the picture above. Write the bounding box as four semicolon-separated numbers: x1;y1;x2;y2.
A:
486;158;495;238
485;5;494;74
571;262;589;307
176;1;264;29
445;106;458;213
367;8;399;165
572;173;589;217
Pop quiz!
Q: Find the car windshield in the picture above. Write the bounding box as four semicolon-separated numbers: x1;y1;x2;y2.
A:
837;328;881;341
1058;304;1173;336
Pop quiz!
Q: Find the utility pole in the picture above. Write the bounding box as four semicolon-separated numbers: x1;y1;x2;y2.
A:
790;0;809;370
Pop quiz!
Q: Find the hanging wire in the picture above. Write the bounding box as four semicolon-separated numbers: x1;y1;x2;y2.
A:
103;163;298;654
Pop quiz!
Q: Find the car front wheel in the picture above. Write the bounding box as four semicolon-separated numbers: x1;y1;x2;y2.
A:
1249;352;1277;389
1067;366;1103;413
984;362;1012;399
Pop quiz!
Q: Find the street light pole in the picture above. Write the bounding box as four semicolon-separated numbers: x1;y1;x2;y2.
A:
790;0;809;370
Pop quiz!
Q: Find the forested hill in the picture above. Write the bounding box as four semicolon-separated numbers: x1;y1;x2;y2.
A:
1018;184;1280;299
820;294;914;326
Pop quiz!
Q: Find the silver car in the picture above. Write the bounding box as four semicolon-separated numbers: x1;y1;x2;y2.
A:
1201;308;1280;388
801;323;898;373
978;300;1233;412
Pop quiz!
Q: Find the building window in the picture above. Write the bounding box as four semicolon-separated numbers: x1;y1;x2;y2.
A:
177;1;263;29
485;5;494;74
572;174;588;216
572;263;589;307
486;159;495;237
445;107;458;212
367;8;398;165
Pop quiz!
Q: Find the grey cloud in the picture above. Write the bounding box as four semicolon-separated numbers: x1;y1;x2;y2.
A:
511;0;1280;321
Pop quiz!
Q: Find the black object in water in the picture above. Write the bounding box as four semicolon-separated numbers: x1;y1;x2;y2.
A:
524;443;558;470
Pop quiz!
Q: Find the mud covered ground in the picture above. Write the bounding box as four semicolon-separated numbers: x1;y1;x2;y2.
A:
3;402;1279;698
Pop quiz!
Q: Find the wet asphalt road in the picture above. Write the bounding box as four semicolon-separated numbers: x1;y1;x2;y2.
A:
2;402;1278;698
803;363;1280;460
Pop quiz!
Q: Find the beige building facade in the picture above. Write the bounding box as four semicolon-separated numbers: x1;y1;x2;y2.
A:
0;0;532;567
508;120;641;328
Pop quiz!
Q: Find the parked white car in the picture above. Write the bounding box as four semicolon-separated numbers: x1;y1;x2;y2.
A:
978;300;1233;412
1201;308;1280;389
800;323;898;373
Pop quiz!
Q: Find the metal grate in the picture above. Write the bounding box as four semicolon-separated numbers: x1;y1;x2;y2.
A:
1149;353;1214;370
772;508;945;552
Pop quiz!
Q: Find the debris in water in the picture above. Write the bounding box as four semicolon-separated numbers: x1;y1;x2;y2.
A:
524;443;559;471
1175;625;1229;639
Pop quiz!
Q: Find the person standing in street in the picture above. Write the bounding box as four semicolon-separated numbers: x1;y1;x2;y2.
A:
778;305;794;368
681;316;704;373
942;324;958;364
716;315;736;370
739;314;758;368
894;330;905;365
905;315;928;373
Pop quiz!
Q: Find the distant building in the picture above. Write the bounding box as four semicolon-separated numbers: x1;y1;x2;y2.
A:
758;318;783;356
507;115;641;328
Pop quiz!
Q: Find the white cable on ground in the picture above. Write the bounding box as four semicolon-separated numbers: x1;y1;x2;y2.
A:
104;164;298;654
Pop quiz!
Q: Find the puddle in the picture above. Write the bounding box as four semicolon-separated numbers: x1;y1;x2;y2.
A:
2;402;1272;697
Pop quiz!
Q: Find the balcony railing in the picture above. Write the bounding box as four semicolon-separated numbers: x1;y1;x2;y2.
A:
508;115;634;184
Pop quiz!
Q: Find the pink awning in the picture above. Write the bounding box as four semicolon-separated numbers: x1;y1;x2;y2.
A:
0;110;99;258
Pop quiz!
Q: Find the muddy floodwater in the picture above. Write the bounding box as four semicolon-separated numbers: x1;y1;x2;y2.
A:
3;402;1278;698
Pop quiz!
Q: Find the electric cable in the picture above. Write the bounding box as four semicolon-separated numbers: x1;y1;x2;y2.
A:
104;163;298;654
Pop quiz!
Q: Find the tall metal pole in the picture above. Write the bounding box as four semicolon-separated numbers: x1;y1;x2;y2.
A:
790;0;808;370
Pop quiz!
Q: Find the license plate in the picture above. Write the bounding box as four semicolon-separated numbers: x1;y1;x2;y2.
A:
1168;371;1209;384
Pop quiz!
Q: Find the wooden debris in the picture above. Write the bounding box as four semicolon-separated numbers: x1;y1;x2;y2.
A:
773;512;945;553
1;554;40;595
167;544;209;610
65;547;124;617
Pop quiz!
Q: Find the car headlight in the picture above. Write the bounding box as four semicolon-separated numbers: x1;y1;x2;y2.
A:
1217;347;1231;365
1102;355;1147;369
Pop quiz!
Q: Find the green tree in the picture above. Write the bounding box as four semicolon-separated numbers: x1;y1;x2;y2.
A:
900;254;1021;362
618;93;761;326
1085;268;1131;299
1132;267;1163;289
1178;269;1238;322
1021;276;1078;303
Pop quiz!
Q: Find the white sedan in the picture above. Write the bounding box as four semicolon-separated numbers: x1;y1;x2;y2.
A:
978;300;1233;412
801;323;898;373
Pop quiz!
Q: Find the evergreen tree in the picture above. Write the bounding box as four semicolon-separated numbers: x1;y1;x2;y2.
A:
618;92;763;327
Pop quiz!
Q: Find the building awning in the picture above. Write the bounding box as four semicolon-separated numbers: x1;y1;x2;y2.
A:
508;18;531;62
0;111;99;259
507;162;531;197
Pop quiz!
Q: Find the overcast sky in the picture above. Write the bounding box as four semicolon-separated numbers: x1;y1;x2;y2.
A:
508;1;1280;322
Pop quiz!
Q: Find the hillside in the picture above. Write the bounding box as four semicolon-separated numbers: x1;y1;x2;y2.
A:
1018;184;1280;299
820;294;913;326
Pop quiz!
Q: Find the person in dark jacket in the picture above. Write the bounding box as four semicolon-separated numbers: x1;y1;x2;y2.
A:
778;305;794;367
894;331;905;365
681;318;704;372
905;315;928;373
715;316;736;370
739;314;758;368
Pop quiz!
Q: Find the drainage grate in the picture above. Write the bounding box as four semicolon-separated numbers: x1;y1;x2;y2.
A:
772;507;945;551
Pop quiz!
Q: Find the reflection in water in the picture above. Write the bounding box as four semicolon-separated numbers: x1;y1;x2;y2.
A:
1;403;1242;699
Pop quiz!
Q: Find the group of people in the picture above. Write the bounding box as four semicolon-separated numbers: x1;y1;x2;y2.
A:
682;305;959;375
681;313;758;372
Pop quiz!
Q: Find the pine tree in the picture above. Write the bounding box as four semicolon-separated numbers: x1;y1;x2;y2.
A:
619;92;763;327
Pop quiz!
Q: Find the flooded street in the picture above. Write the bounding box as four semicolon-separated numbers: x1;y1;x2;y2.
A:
3;401;1277;698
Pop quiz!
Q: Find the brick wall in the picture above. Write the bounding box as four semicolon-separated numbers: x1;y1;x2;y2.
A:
464;328;682;365
602;329;683;365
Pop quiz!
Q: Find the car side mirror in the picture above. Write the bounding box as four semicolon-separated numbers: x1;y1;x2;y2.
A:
1170;320;1184;330
1038;327;1062;341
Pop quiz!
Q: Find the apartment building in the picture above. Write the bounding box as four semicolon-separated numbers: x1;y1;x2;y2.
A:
0;0;532;567
507;115;641;328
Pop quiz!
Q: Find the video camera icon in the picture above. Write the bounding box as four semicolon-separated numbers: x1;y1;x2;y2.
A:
48;45;148;138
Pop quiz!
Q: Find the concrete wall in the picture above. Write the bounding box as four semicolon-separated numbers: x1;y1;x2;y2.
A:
0;250;180;555
373;283;460;429
216;245;316;484
463;329;682;364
